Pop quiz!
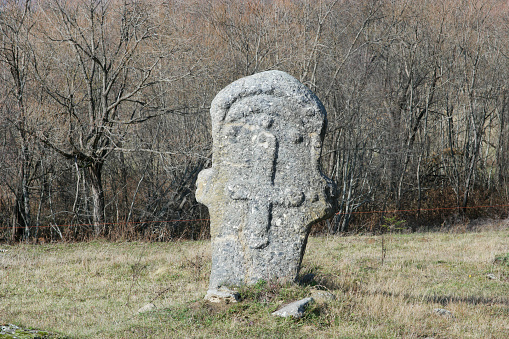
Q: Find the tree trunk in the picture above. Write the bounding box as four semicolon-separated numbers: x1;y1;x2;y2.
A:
20;134;31;239
12;138;31;242
497;95;507;186
88;162;105;236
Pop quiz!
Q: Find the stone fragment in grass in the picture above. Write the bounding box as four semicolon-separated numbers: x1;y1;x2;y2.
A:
137;303;156;314
272;297;315;318
0;324;52;338
0;324;20;335
204;286;240;303
310;288;336;303
486;273;498;280
196;70;336;295
433;308;454;318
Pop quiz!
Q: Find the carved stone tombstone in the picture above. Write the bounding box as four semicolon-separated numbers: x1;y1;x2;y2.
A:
196;70;335;300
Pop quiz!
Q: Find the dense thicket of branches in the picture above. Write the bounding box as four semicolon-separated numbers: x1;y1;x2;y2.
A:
1;0;508;241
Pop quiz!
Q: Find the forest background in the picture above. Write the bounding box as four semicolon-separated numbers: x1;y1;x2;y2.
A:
1;0;508;242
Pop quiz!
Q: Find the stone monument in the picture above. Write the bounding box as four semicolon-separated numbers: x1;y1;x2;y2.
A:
196;70;335;301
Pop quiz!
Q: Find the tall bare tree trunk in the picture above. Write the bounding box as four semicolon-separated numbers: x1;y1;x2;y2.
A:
20;135;30;239
88;162;105;236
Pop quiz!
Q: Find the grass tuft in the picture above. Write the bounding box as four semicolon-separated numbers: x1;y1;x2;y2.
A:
494;253;509;267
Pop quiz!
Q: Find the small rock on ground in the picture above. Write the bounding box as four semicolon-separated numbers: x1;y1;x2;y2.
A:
310;288;336;303
272;297;315;318
0;324;58;338
433;308;454;318
204;287;240;303
137;303;156;314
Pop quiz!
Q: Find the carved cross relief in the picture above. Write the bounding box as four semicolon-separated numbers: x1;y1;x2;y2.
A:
225;124;306;249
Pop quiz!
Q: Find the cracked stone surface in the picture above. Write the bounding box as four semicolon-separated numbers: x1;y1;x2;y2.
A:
196;70;336;292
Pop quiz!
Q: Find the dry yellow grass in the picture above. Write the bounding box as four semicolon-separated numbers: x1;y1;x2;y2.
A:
1;222;508;338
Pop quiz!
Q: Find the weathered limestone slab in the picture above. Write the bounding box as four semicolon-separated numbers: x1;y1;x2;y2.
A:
196;70;335;292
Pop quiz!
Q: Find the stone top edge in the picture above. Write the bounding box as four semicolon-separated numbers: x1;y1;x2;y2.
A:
210;70;326;123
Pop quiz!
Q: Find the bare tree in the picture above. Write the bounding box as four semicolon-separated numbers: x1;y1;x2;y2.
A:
28;0;164;234
0;0;35;240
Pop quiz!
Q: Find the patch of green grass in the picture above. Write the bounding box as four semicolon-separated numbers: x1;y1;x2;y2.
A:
235;279;309;306
494;253;509;266
0;324;66;339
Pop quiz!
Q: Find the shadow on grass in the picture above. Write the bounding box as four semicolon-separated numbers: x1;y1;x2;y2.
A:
297;271;342;291
412;293;509;307
351;288;509;307
298;269;509;307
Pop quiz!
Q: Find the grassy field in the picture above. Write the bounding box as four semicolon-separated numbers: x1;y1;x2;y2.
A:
1;222;508;338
